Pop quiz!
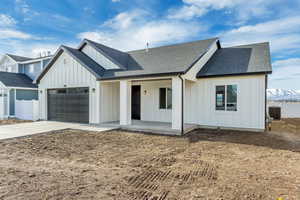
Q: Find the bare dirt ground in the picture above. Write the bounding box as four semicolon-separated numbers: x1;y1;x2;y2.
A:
0;118;32;126
1;128;300;200
282;118;300;126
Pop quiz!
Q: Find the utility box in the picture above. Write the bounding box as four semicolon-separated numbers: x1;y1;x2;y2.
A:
269;106;281;120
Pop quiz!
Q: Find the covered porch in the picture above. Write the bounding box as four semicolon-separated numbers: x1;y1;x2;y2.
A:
99;77;197;135
100;120;198;135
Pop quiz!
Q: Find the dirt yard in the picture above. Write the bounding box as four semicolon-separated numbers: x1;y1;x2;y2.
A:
271;118;300;135
1;129;300;200
0;118;32;126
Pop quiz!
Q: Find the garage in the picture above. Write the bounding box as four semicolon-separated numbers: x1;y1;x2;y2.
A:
47;87;89;123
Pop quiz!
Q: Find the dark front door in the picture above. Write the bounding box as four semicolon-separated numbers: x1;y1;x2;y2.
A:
131;85;141;120
47;87;89;123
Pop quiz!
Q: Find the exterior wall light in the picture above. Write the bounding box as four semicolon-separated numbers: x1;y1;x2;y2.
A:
92;88;96;93
144;90;147;95
40;90;43;94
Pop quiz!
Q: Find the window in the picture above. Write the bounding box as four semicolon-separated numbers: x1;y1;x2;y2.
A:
216;86;225;110
159;88;172;109
29;64;34;73
216;85;237;111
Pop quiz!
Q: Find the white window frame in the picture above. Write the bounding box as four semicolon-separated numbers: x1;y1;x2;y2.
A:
29;64;34;73
159;87;172;110
215;84;238;112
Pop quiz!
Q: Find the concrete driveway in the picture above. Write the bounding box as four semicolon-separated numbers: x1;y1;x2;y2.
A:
0;121;116;140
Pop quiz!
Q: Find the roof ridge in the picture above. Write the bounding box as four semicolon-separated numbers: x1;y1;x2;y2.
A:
126;37;219;53
227;42;270;48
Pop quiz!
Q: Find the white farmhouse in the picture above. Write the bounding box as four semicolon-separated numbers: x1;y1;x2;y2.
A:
36;38;272;135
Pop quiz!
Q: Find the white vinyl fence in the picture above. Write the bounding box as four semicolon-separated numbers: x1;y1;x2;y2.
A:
15;100;39;120
268;101;300;118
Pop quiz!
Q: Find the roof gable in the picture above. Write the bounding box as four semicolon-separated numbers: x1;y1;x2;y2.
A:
80;39;128;69
36;45;106;83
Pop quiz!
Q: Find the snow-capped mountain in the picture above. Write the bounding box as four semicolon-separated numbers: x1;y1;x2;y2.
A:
267;89;300;101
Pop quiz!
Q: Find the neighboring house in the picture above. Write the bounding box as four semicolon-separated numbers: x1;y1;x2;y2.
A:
36;38;272;135
0;54;52;119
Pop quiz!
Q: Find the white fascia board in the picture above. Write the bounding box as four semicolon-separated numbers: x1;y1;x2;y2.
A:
19;56;52;64
6;87;38;90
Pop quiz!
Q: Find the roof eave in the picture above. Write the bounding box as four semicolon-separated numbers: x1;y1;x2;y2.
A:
98;71;184;81
196;71;272;78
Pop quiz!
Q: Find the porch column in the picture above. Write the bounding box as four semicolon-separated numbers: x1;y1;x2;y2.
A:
172;77;184;130
120;80;131;125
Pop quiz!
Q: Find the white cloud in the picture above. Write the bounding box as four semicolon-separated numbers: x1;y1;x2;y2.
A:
103;10;146;29
221;16;300;53
52;14;71;23
0;29;32;39
111;0;121;2
15;0;30;14
77;10;206;51
0;14;17;27
269;58;300;90
168;5;207;20
0;39;65;57
168;0;278;22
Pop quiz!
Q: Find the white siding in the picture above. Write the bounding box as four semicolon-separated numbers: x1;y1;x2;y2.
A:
133;80;172;123
100;82;120;122
185;75;266;130
0;56;18;73
82;44;120;69
38;51;100;124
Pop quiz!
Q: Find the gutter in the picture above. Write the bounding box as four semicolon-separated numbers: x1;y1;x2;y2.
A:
179;75;184;136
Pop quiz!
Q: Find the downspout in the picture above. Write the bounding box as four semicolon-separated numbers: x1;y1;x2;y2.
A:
265;73;268;131
179;75;184;136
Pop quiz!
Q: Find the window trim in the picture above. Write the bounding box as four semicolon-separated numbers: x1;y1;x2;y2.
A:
159;87;172;110
215;84;238;112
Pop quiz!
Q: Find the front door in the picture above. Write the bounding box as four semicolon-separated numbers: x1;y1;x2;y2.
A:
131;85;141;120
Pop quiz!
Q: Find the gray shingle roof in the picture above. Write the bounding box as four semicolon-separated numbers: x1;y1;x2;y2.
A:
0;72;37;88
6;54;33;62
37;38;272;83
196;42;272;78
100;38;218;80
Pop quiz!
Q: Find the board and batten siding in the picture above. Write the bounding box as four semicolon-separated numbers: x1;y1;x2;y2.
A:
100;82;120;123
81;44;120;70
133;80;172;123
185;75;266;130
38;51;100;124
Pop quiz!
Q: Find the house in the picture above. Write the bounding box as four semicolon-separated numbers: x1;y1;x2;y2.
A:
36;37;272;135
0;54;52;119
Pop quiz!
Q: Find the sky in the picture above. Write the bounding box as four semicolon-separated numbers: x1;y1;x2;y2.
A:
0;0;300;90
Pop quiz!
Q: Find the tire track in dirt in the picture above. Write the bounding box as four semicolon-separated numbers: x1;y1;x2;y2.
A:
126;156;217;200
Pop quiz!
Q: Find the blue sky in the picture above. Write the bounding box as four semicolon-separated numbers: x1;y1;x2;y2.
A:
0;0;300;90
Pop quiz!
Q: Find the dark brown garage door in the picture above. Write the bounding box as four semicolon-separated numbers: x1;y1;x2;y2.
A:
47;87;89;123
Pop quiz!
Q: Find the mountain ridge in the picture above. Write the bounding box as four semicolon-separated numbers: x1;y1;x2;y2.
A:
267;89;300;101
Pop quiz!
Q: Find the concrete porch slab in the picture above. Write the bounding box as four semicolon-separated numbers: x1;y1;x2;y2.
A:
100;120;198;135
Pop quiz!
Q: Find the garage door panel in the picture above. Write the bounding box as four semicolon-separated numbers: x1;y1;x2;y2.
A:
47;87;89;123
